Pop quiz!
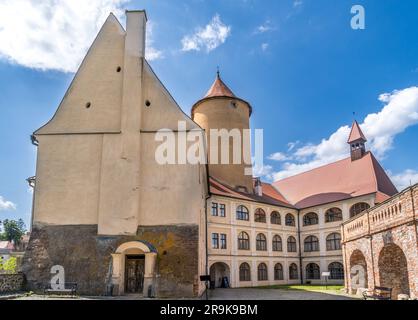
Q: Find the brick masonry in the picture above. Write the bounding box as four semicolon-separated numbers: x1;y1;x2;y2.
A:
0;273;25;293
21;224;199;297
342;185;418;299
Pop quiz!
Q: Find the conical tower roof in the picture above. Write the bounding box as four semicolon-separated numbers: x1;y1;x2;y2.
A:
191;70;252;117
347;120;367;143
204;72;236;98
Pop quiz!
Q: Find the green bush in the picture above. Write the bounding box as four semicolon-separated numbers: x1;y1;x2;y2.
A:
0;256;17;274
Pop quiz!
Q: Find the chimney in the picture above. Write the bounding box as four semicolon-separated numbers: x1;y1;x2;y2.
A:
125;10;147;59
254;177;263;197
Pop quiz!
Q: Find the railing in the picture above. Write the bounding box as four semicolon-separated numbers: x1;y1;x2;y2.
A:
342;184;417;242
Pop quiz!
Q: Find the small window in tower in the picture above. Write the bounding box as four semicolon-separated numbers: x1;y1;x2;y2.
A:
145;100;151;107
85;102;91;109
230;101;237;109
116;66;121;72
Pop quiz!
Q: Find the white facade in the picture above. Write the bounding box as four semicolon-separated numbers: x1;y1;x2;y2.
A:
208;193;376;287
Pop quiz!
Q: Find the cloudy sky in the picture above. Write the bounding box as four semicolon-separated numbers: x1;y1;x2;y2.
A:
1;0;418;226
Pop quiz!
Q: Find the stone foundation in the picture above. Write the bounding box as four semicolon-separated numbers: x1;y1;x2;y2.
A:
0;273;25;293
21;223;199;297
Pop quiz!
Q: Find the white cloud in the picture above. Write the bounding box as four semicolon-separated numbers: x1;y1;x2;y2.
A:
293;0;303;8
261;43;269;51
181;14;231;52
389;169;418;191
254;20;276;34
269;86;418;181
0;0;132;73
268;152;290;161
0;196;16;211
145;21;164;61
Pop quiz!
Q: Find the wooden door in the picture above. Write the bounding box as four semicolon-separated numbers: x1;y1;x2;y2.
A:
125;255;145;294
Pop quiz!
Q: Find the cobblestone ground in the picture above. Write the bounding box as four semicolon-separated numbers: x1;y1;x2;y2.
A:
9;288;358;300
208;288;358;300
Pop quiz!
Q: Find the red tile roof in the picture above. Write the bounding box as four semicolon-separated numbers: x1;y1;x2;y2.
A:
273;152;398;209
348;120;367;143
204;74;236;99
209;177;294;208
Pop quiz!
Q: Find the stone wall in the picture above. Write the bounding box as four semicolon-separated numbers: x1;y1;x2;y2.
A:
21;223;199;297
342;184;418;299
0;273;25;293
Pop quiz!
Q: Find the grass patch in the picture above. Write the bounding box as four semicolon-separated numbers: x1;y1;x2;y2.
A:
252;284;344;292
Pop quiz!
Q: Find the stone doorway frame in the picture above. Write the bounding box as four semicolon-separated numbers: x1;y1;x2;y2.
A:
111;241;157;296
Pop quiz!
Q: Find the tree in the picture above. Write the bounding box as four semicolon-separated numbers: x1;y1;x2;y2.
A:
0;219;26;245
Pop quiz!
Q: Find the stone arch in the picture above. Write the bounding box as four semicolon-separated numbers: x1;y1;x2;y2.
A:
209;262;231;288
111;240;157;296
378;243;410;299
349;249;368;290
115;240;157;254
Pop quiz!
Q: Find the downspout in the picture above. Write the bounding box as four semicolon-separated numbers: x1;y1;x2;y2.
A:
203;128;211;297
296;209;303;284
29;134;39;232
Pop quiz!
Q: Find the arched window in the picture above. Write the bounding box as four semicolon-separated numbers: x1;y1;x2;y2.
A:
254;208;266;223
350;202;370;218
236;205;249;221
325;207;343;222
272;235;282;252
256;233;267;251
238;232;250;250
285;213;295;226
304;235;319;252
326;233;341;251
328;262;344;280
306;263;320;279
239;263;251;281
270;211;281;225
289;263;298;280
258;263;268;281
274;263;284;280
303;212;319;226
287;236;297;252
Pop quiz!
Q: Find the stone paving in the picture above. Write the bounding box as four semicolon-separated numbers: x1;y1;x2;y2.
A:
207;288;358;300
9;288;358;300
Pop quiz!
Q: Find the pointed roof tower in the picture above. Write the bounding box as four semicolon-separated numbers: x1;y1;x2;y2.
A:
348;120;367;161
191;69;252;117
347;120;367;143
204;70;236;99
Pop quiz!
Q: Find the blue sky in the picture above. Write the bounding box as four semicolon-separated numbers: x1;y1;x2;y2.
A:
1;0;418;226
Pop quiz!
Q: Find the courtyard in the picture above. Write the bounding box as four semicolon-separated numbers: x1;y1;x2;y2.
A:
3;285;358;300
207;285;357;300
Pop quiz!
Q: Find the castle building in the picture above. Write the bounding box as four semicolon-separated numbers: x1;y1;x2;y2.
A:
195;74;398;289
23;11;413;298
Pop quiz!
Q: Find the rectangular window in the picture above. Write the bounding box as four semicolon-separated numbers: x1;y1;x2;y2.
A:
212;233;219;249
211;203;218;216
219;204;226;217
220;234;227;249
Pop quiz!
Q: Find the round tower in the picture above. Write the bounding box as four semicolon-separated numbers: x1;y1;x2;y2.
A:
192;71;254;193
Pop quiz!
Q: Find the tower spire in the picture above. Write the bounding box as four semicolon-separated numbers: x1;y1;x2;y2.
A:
348;120;367;161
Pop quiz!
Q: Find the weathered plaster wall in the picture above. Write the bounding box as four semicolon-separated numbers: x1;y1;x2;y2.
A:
22;224;200;297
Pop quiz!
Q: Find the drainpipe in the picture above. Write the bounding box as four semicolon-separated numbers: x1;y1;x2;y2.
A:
203;128;211;299
297;209;303;284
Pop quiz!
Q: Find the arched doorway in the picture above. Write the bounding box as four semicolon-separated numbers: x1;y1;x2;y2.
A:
349;249;368;290
209;262;230;288
378;244;410;299
111;241;157;296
